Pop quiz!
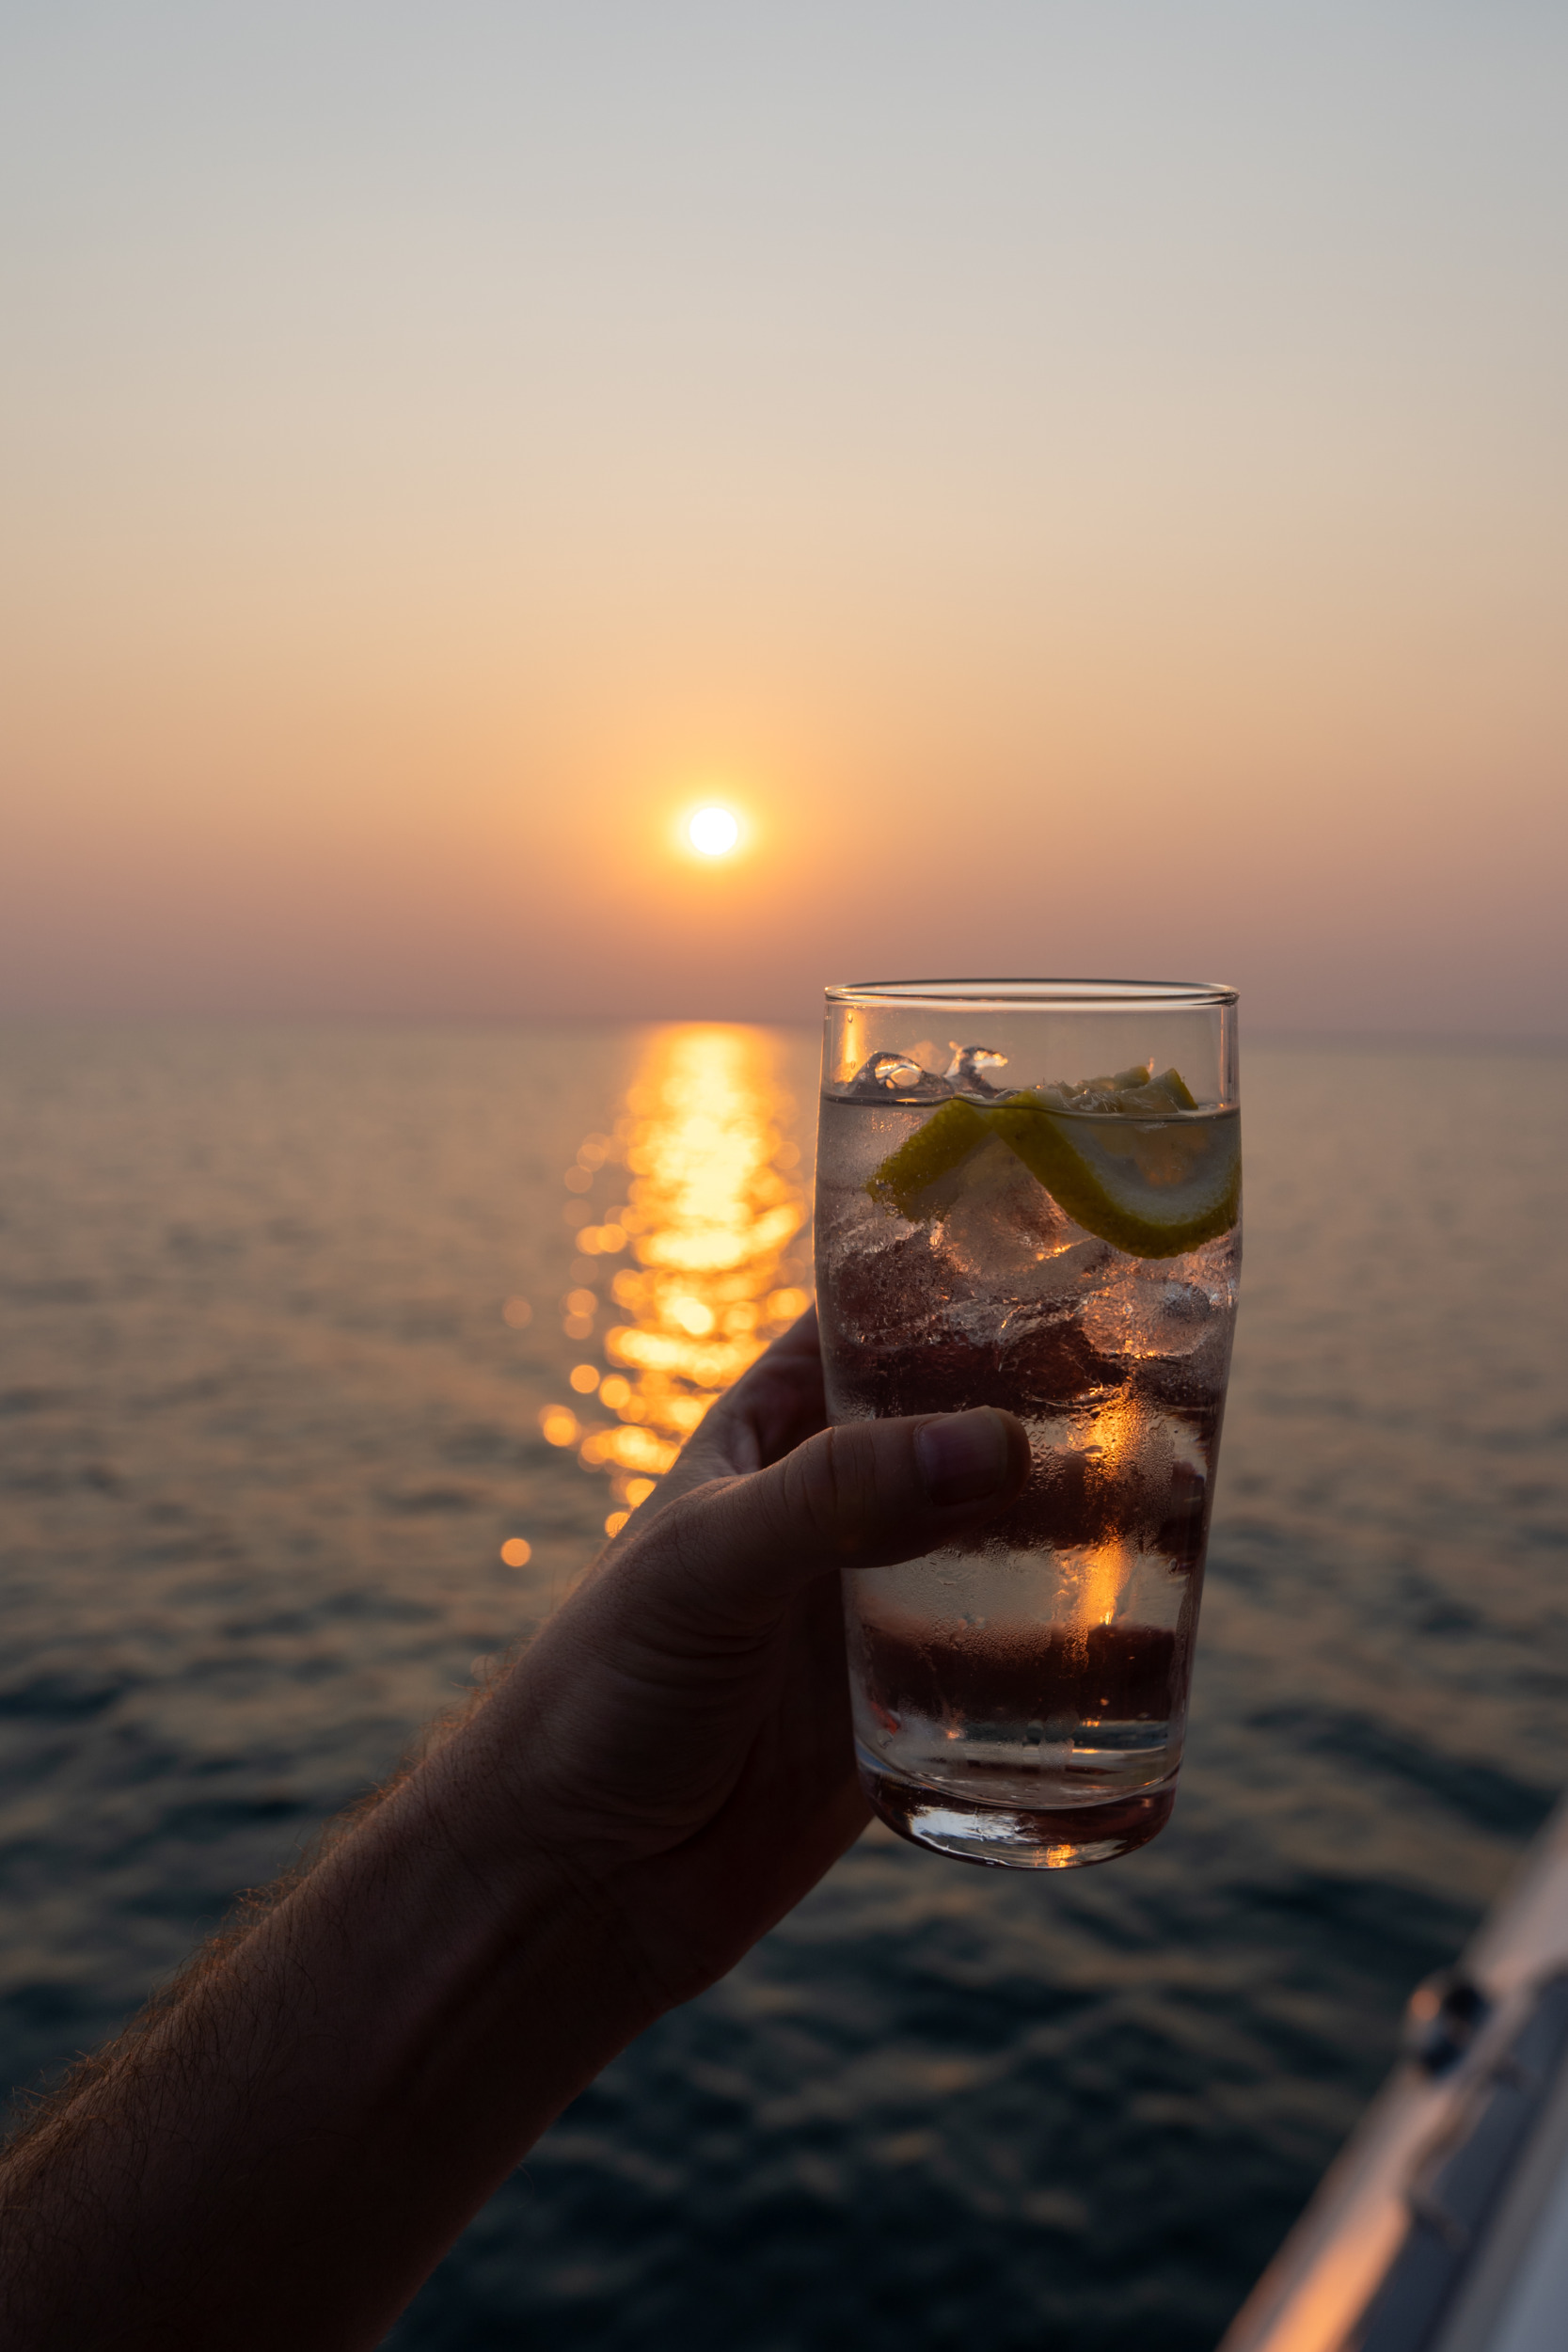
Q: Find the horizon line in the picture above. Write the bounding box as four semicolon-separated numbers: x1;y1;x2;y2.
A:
0;1009;1564;1054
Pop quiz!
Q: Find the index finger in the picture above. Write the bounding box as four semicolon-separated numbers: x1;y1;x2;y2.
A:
649;1307;826;1503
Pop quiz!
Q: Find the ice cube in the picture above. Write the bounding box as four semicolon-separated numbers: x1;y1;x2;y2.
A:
840;1052;953;1103
937;1139;1070;1278
822;1219;961;1353
943;1043;1009;1098
1082;1273;1217;1363
1006;1235;1117;1304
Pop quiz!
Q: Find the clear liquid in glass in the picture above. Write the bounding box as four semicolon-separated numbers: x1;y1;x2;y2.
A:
816;1090;1239;1868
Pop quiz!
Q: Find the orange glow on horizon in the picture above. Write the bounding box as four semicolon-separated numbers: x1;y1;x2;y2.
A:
2;14;1564;1038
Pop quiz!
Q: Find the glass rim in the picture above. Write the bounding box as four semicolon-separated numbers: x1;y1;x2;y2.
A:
824;976;1238;1012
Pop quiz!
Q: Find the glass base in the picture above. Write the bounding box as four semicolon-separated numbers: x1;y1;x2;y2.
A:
858;1746;1179;1869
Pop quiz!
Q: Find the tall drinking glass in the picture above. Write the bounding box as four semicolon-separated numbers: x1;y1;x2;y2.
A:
815;979;1240;1869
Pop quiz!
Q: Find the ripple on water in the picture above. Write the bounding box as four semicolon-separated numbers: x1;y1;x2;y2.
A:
0;1026;1564;2351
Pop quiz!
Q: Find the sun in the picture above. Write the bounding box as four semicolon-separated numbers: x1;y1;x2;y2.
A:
687;804;739;858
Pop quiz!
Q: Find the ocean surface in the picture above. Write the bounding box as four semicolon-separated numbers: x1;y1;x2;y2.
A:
1;1023;1565;2351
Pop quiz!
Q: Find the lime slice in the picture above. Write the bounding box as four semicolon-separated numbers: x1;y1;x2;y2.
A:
987;1094;1240;1259
864;1064;1239;1257
1037;1064;1199;1116
864;1096;991;1218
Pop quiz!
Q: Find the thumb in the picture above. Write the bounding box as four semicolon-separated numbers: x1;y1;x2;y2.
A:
647;1408;1031;1629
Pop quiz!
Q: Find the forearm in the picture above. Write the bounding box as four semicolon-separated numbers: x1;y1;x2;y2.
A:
0;1724;657;2351
0;1348;1025;2348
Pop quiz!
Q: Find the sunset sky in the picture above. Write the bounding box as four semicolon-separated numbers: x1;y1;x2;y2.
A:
3;2;1564;1035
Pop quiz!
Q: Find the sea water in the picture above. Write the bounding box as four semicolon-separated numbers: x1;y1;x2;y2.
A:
1;1025;1565;2352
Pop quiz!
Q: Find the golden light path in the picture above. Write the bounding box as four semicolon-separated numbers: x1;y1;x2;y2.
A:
541;1026;811;1536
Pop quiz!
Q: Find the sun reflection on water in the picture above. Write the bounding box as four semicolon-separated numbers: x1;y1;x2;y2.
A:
542;1026;811;1534
1069;1390;1145;1628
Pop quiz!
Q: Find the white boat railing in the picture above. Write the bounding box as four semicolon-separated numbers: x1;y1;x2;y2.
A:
1219;1797;1568;2352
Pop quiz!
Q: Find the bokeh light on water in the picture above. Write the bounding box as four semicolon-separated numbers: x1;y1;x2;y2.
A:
541;1025;812;1534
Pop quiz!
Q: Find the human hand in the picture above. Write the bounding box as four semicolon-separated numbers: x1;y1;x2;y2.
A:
447;1309;1029;2010
0;1312;1027;2352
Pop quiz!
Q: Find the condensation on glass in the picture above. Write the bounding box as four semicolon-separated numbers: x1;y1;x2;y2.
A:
816;977;1241;1870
